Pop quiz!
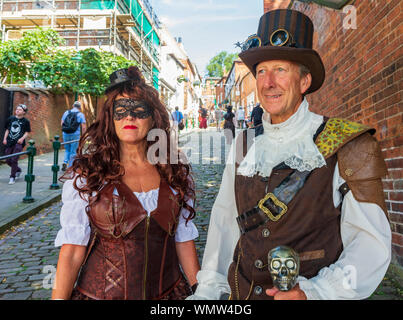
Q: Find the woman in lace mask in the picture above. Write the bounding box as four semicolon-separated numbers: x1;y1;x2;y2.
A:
52;66;200;300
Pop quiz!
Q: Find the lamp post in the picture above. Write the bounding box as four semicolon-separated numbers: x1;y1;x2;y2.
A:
72;52;82;100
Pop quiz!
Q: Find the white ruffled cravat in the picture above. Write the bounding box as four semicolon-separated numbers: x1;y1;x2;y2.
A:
237;98;326;177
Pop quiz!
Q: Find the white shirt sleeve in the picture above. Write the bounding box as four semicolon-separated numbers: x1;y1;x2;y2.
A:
298;162;392;299
175;196;199;242
166;186;199;242
188;139;240;300
54;177;90;247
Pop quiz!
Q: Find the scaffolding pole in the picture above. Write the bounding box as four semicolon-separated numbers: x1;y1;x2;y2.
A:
76;0;81;50
0;0;3;42
113;0;117;55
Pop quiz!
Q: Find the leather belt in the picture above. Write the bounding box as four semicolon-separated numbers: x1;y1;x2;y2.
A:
237;170;312;234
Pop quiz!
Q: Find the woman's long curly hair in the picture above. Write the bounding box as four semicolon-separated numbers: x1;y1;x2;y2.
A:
61;66;195;221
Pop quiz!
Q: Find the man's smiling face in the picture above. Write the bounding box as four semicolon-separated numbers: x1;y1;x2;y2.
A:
256;60;311;124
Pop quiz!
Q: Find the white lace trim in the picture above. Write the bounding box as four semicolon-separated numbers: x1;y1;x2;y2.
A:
237;98;326;177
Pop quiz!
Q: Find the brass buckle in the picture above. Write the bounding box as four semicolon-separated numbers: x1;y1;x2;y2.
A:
258;193;288;222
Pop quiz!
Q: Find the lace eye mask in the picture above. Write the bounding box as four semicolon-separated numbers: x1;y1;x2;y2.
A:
113;98;152;120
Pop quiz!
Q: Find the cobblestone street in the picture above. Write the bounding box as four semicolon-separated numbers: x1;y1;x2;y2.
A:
0;129;402;300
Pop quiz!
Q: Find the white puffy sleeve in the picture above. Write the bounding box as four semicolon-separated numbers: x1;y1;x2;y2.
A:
298;162;391;299
167;185;199;243
175;196;199;242
54;177;91;247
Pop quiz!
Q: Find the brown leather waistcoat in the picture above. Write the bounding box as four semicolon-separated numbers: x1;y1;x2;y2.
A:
228;154;343;300
227;118;388;300
76;179;182;300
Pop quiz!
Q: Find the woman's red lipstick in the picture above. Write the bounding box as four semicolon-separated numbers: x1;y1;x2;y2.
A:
124;125;137;129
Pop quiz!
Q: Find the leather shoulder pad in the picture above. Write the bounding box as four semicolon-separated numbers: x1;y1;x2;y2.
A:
337;133;388;217
338;132;387;182
315;118;375;159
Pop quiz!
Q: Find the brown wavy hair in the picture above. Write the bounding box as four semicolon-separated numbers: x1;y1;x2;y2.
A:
61;66;195;222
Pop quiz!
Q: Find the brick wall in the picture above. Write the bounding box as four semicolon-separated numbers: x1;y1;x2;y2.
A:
215;76;227;107
10;89;99;155
263;0;403;267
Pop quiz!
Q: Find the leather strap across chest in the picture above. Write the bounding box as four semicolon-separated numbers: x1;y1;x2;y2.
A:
235;120;326;234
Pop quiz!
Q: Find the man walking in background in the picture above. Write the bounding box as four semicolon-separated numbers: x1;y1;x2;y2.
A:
250;102;264;136
214;107;223;131
172;106;184;130
2;104;31;185
61;101;86;171
236;105;245;129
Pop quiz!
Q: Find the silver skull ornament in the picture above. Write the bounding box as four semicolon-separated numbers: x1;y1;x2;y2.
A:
268;245;300;291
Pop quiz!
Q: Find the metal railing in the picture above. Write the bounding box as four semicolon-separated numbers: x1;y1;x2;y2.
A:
0;136;79;203
0;140;36;203
50;135;79;189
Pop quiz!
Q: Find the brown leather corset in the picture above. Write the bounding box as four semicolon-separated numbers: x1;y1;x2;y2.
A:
76;179;182;300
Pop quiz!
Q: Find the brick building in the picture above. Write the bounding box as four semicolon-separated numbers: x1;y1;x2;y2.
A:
224;59;250;110
239;71;259;117
215;75;227;107
201;77;221;111
263;0;402;269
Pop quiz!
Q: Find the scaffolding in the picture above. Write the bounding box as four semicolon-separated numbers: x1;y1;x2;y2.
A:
0;0;161;87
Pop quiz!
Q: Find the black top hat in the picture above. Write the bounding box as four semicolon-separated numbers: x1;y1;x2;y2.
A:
239;9;325;94
105;68;132;93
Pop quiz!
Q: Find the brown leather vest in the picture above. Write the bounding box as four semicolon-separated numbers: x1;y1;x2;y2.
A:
76;179;182;300
227;138;343;300
227;117;388;300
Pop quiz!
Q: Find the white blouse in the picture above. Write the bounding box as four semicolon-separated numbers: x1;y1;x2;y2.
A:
188;100;391;300
54;179;199;247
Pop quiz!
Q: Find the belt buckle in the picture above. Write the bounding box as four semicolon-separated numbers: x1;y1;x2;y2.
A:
258;192;288;222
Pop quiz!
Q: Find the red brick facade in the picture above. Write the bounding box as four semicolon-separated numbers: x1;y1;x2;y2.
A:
263;0;403;267
240;71;259;115
10;90;99;155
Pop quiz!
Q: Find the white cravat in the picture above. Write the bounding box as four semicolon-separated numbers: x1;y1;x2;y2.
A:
237;98;326;177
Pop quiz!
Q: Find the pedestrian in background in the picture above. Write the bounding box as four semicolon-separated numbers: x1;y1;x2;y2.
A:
2;104;31;185
223;105;235;144
173;106;184;131
61;101;86;171
249;102;264;136
199;106;208;129
236;105;245;129
214;107;223;131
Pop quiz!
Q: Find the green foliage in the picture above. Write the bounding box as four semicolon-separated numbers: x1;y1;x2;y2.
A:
32;48;135;96
0;27;136;96
206;51;238;77
0;28;64;82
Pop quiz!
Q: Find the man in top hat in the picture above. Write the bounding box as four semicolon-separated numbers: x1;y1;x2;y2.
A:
188;9;391;300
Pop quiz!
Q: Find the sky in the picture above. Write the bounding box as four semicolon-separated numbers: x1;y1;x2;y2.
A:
149;0;263;77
